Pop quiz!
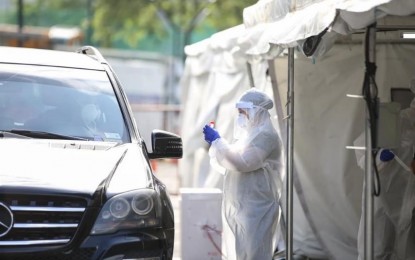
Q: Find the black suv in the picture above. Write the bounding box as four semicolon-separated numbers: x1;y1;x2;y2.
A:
0;46;182;260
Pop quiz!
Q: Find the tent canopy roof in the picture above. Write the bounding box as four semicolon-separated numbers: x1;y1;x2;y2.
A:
240;0;415;59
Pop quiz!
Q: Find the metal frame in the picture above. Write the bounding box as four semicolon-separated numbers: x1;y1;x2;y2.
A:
286;48;295;260
278;21;387;260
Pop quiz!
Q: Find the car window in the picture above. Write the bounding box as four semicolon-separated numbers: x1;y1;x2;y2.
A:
0;64;130;143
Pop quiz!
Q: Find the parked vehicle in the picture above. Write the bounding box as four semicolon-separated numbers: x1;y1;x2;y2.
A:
0;46;182;260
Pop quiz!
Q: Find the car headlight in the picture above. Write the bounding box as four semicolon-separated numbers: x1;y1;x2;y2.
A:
91;189;161;235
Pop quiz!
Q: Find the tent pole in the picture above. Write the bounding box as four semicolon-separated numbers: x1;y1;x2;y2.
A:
286;47;295;260
364;24;376;260
364;109;374;260
246;62;255;88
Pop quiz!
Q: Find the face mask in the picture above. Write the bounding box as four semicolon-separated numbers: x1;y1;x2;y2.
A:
237;114;248;128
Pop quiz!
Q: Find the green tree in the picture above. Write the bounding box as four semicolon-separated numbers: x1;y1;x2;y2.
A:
9;0;87;27
92;0;257;52
7;0;257;54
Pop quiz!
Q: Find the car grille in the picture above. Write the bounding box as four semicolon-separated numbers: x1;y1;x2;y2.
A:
0;194;87;247
0;248;96;260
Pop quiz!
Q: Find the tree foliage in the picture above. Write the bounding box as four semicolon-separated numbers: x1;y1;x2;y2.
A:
12;0;87;27
9;0;257;50
92;0;258;48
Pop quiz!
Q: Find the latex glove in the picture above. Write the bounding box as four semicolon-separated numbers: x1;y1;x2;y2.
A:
380;149;395;162
203;124;220;144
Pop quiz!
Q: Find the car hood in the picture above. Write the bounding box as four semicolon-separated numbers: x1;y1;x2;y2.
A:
0;139;152;196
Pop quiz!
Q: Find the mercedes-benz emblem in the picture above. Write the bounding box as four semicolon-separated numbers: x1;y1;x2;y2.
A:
0;202;13;238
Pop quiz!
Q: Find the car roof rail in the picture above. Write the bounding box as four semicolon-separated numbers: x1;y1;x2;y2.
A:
76;45;107;64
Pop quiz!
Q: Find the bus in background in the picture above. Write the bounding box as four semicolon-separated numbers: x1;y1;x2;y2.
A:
0;24;83;49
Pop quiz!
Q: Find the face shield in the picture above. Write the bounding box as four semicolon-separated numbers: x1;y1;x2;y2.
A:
234;101;253;140
233;88;274;140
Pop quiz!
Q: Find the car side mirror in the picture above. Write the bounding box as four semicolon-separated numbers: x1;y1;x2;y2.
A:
148;129;183;159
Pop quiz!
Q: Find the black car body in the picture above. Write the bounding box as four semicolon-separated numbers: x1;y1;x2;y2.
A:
0;46;182;260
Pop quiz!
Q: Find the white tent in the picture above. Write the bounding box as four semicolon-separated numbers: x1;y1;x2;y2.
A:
179;0;415;259
241;0;415;59
178;25;275;188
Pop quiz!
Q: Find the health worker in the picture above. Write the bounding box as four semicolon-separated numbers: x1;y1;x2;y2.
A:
203;88;284;260
354;97;415;260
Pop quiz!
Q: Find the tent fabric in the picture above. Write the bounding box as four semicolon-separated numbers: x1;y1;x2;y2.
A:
180;28;323;258
179;23;290;257
179;25;253;188
180;1;415;259
269;57;328;259
235;1;415;258
287;45;367;259
239;0;415;59
181;39;415;259
277;42;415;259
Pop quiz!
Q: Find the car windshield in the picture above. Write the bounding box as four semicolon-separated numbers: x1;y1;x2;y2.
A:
0;64;130;143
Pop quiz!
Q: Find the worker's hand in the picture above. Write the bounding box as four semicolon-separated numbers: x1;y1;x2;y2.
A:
203;124;220;144
380;149;395;162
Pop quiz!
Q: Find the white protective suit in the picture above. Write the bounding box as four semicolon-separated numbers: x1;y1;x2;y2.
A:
354;98;415;260
208;88;284;260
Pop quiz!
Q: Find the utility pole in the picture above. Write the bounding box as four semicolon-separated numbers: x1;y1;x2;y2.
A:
86;0;93;45
17;0;23;47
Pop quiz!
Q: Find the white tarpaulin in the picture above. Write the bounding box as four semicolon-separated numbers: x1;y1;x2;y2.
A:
236;0;415;259
179;25;274;189
272;40;415;259
240;0;415;59
179;0;415;259
179;26;288;259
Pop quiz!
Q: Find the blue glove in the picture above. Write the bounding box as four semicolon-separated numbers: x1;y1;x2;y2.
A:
203;124;220;144
380;149;395;162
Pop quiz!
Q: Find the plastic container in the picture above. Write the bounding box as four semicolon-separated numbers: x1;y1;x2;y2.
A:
180;188;223;260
